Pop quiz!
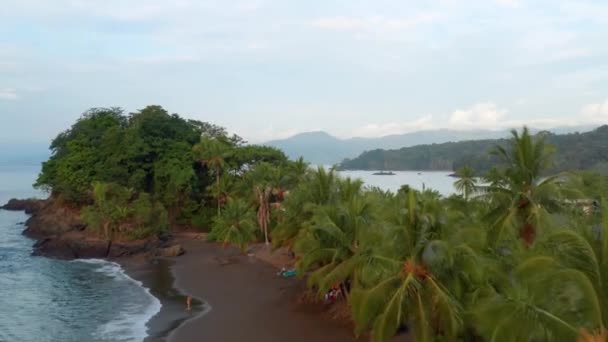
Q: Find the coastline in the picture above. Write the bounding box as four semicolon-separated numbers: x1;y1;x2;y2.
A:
3;199;376;341
118;257;207;342
164;236;361;342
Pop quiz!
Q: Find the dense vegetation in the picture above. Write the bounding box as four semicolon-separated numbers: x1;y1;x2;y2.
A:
38;111;608;341
36;106;289;240
206;127;608;341
339;125;608;174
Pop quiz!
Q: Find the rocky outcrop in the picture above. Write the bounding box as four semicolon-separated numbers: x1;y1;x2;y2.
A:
1;198;46;214
2;197;185;260
22;200;84;239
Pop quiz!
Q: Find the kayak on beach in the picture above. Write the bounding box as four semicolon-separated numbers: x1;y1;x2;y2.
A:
277;267;297;278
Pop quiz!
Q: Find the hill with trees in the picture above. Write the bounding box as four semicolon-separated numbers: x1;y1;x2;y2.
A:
339;125;608;174
264;126;596;165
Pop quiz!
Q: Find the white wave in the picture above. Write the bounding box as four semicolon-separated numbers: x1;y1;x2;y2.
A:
73;259;162;342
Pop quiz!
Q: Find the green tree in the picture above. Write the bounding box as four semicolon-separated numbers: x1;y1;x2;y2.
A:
81;182;132;241
349;190;471;342
208;199;257;251
453;165;476;200
482;127;577;246
192;136;231;216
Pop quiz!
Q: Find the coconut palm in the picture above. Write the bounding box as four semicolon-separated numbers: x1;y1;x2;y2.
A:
192;136;230;216
453;165;476;200
480;127;576;246
271;167;339;248
208;198;257;251
349;190;474;342
255;185;272;245
468;200;608;341
295;192;381;297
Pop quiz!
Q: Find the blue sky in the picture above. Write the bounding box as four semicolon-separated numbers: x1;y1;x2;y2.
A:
1;0;607;143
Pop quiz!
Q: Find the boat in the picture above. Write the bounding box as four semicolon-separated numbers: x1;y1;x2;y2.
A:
277;267;297;278
372;171;396;176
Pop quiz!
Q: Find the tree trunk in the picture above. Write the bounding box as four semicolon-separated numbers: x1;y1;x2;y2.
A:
103;221;110;241
216;166;221;217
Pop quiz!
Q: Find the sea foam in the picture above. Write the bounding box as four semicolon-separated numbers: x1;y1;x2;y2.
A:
73;259;162;342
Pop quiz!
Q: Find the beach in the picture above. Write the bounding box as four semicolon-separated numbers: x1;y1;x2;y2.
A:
163;236;361;342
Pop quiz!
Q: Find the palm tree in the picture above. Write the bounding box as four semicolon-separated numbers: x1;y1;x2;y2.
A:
208;198;257;251
272;167;339;249
295;192;379;297
255;185;272;245
349;190;474;342
192;136;230;216
453;165;476;200
481;127;576;246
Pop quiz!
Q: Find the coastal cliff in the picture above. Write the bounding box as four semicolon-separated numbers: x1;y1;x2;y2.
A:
1;198;183;260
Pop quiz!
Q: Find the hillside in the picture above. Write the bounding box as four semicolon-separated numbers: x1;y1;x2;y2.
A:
338;125;608;174
264;126;595;165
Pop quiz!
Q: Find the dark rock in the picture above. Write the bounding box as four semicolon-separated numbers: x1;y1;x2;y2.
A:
1;198;46;213
156;244;185;257
19;197;176;261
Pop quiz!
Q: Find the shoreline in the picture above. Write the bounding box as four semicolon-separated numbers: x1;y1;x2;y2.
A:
118;257;207;342
165;236;362;342
3;199;367;341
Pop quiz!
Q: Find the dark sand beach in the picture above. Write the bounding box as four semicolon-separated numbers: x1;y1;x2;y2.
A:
165;237;360;342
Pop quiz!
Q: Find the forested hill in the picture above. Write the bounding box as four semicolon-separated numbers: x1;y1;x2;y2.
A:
338;125;608;174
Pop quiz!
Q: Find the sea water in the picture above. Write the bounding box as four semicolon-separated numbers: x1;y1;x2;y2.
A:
0;162;161;342
338;170;457;196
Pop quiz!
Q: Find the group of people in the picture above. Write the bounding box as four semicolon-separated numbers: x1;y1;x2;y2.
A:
324;284;343;304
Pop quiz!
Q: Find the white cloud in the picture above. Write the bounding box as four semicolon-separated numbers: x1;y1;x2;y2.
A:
347;115;435;138
449;102;507;129
311;17;367;31
311;12;440;33
580;99;608;123
0;88;18;100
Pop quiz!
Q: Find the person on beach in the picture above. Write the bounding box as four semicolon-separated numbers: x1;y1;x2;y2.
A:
186;296;192;311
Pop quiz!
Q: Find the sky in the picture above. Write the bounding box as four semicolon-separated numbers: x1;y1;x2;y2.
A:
1;0;607;144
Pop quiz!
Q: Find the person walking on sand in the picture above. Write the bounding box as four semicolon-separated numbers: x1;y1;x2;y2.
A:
186;296;192;311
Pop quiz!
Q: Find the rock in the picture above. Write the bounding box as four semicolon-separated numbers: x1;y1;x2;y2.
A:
31;235;110;259
157;244;185;257
1;198;46;213
18;197;178;261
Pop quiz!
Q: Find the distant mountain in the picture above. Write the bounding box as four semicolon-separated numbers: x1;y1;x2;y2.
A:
264;125;596;165
338;126;608;174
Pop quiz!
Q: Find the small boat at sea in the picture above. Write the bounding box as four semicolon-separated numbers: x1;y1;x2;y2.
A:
372;171;396;176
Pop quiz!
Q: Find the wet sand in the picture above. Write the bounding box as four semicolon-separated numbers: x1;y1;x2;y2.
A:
166;238;360;342
121;258;205;342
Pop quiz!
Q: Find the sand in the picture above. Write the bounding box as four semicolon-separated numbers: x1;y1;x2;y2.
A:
165;237;361;342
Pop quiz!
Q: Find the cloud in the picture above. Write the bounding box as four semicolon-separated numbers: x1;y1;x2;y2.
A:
347;115;435;138
311;12;440;33
339;100;608;139
311;17;367;31
580;99;608;123
449;102;507;129
0;88;18;100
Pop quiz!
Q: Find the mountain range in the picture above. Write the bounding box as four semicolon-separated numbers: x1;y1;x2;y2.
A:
338;125;608;174
263;126;597;165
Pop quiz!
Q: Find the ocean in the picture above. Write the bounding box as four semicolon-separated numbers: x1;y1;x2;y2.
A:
0;162;161;342
338;170;457;196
